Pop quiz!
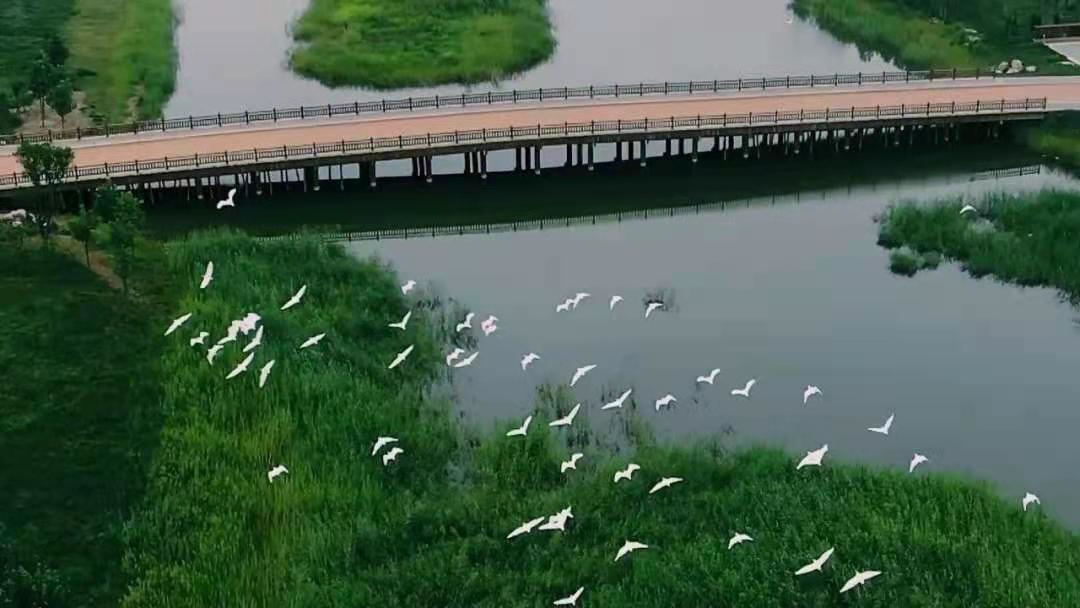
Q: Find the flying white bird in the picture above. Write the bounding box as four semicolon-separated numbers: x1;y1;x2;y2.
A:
190;331;209;347
453;351;479;368
206;343;224;365
243;325;264;353
521;352;541;371
795;547;835;576
614;463;640;483
728;533;754;549
280;285;307;311
199;261;214;289
371;436;398;456
644;302;663;319
785;14;794;24
539;508;573;532
553;586;584;607
481;314;498;328
481;321;498;336
868;413;894;435
803;385;822;404
909;453;929;473
237;312;261;335
445;348;466;366
555;299;574;313
226;352;256;380
258;360;275;388
696;368;721;384
506;516;546;539
602;388;633;411
455;312;474;332
299;333;326;350
388;310;412;330
1022;492;1041;511
960;204;978;215
506;415;533;437
401;280;416;295
216;188;237;210
731;379;757;398
570;364;597;387
609;295;624;311
388;344;414;369
267;464;288;483
797;444;829;469
549;403;582;428
382;446;404;466
654;394;677;411
571;292;590;308
561;453;584;473
840;570;881;594
648;477;684;494
614;540;649;562
164;313;193;336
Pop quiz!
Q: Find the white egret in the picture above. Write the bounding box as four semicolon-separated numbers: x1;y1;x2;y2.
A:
506;516;545;539
453;351;479;368
868;413;894;435
199;261;214;289
190;331;209;347
549;403;581;428
1022;492;1041;511
481;320;498;336
280;285;307;311
388;310;411;330
654;394;677;411
506;415;533;437
614;540;649;562
728;533;754;549
388;344;414;369
803;385;822;404
570;364;597;387
243;325;264;353
560;453;584;473
909;453;929;473
797;444;829;469
371;436;398;456
609;295;623;311
555;299;574;313
267;464;288;483
206;343;224;365
258;360;275;388
455;312;475;332
445;348;466;366
164;313;192;336
648;477;684;494
299;333;326;350
226;352;256;380
614;463;640;483
644;302;663;319
960;204;978;215
601;388;633;410
795;547;835;576
571;292;590;308
216;188;237;210
553;586;584;606
400;280;416;295
696;369;721;385
840;570;881;594
382;447;403;466
731;379;756;398
521;352;541;371
539;509;572;532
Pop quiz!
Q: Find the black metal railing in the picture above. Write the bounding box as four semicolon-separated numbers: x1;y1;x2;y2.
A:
0;97;1046;189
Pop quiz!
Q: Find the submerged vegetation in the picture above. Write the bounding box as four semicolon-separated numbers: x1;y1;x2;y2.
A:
878;190;1080;300
291;0;555;88
116;230;1080;607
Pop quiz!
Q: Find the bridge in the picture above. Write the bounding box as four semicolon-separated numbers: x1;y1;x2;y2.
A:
2;70;1078;196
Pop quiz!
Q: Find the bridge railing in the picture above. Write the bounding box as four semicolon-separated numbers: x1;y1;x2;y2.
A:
0;97;1046;190
1;68;1003;146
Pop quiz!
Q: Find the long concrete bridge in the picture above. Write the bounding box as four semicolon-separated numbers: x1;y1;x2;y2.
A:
3;71;1079;195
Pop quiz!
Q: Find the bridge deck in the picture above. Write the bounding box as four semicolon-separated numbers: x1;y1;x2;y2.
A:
3;78;1080;179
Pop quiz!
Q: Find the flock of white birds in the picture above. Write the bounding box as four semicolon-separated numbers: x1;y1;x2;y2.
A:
162;258;1047;606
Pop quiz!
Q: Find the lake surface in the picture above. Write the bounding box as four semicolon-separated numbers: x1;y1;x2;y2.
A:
165;0;893;116
345;166;1080;528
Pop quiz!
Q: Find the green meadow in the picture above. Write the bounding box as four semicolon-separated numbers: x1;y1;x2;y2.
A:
290;0;555;88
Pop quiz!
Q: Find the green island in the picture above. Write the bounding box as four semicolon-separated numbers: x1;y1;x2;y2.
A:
0;0;176;130
290;0;556;88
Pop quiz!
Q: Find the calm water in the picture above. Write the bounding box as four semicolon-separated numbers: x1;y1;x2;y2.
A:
165;0;893;116
346;167;1080;527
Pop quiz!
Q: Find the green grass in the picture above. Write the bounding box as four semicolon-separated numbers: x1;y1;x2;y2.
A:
290;0;555;88
889;247;941;275
119;229;1080;607
793;0;1079;74
0;0;76;94
1022;112;1080;169
0;244;171;607
878;189;1080;300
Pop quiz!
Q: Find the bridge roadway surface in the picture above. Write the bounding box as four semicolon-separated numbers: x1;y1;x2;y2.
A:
4;77;1080;176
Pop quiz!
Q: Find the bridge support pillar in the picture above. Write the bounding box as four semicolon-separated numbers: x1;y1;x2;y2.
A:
480;151;488;180
691;138;698;163
367;162;377;188
639;140;647;167
196;177;204;200
465;152;472;175
615;142;623;162
665;139;672;156
533;146;541;175
587;142;595;171
425;156;434;183
679;139;685;155
565;144;573;167
251;172;261;196
714;136;721;152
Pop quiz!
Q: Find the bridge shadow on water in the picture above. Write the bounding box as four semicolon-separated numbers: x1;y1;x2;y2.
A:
146;140;1041;239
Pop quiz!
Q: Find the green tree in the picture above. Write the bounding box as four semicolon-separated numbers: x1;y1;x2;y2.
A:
105;192;145;295
93;185;122;223
47;80;74;130
46;34;70;68
0;88;18;133
28;54;57;128
68;203;98;266
15;142;75;241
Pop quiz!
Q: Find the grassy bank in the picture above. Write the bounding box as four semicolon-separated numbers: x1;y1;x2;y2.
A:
0;244;170;607
120;229;1080;607
878;189;1080;300
793;0;1077;74
290;0;555;88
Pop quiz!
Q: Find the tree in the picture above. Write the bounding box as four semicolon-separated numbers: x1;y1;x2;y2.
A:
47;80;75;130
105;192;145;295
29;54;57;128
93;184;122;223
46;34;69;68
0;88;18;133
68;203;98;266
15;142;75;241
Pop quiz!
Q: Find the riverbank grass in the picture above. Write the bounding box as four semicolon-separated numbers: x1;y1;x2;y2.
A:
290;0;555;88
878;190;1080;300
120;229;1080;607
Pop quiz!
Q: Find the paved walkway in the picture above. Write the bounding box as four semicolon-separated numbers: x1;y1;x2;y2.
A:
3;78;1079;176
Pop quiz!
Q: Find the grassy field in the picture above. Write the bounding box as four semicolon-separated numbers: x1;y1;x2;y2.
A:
0;244;171;607
878;189;1080;301
793;0;1078;73
118;229;1080;607
290;0;555;88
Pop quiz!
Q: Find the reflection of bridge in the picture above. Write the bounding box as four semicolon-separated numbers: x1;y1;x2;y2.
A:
2;71;1078;195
